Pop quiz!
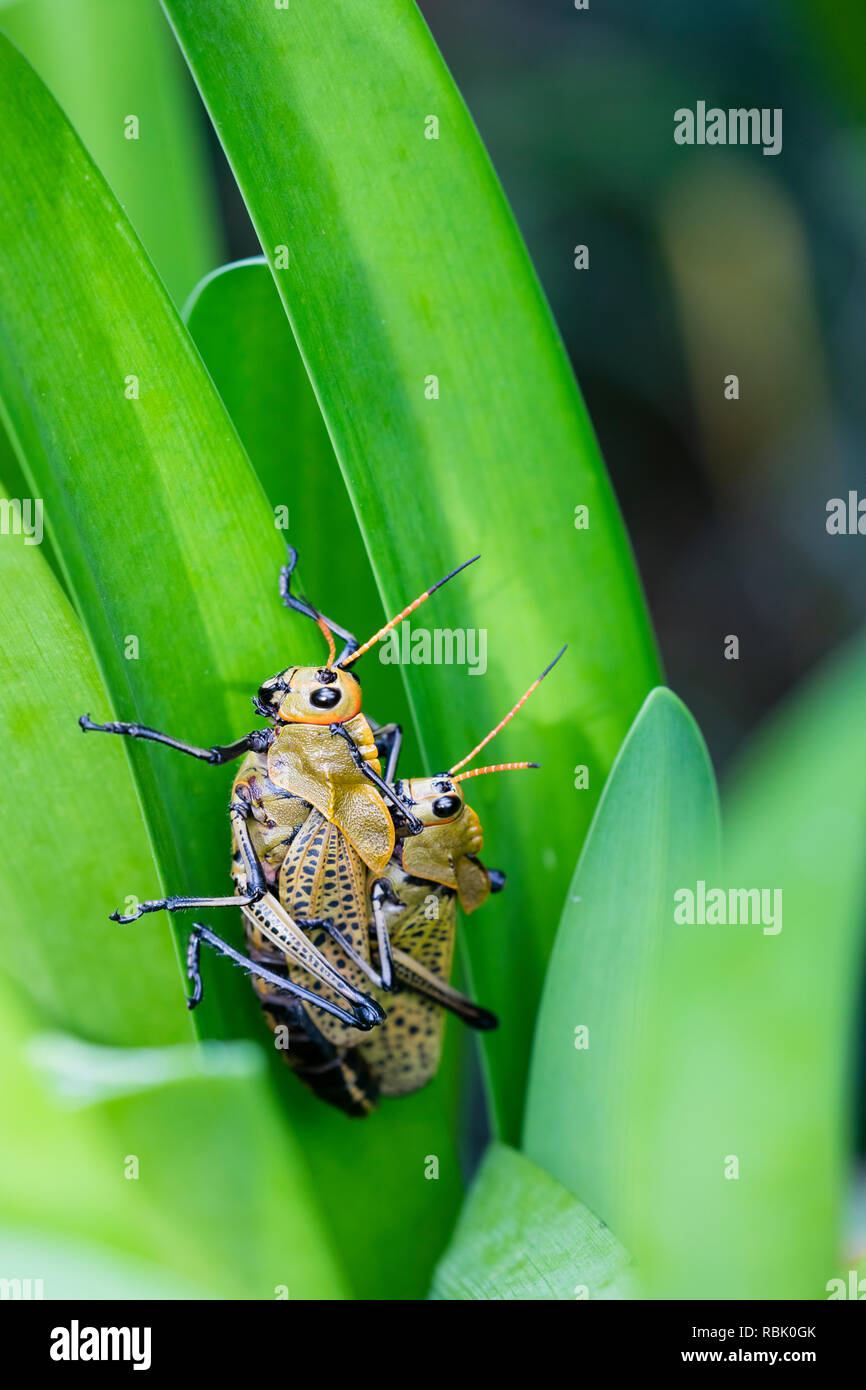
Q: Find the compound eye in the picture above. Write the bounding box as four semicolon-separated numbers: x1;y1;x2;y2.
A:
432;794;461;818
309;685;342;710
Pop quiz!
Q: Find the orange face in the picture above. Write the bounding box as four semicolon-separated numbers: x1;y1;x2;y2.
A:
397;775;466;827
256;666;362;725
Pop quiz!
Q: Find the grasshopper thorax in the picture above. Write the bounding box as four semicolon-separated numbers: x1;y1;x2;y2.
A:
255;665;362;725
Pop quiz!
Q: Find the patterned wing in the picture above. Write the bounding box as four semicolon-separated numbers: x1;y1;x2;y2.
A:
275;808;376;1047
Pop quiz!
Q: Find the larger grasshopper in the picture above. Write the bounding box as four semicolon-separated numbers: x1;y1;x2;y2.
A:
80;549;477;1049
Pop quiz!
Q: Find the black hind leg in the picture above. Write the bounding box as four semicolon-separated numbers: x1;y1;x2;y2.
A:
247;941;379;1118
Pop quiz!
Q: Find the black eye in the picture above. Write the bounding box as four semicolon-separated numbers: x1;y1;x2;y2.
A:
432;795;461;818
316;668;337;684
310;686;342;709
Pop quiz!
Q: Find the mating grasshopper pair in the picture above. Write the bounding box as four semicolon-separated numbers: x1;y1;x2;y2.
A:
81;548;562;1116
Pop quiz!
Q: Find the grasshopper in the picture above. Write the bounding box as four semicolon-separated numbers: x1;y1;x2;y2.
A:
80;548;477;1046
351;652;565;1102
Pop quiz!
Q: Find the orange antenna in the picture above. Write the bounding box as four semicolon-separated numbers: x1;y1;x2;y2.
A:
453;761;539;783
448;645;567;775
315;614;336;668
339;555;480;667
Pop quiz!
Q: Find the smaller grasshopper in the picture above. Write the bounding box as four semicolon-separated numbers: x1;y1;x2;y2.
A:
353;649;566;1101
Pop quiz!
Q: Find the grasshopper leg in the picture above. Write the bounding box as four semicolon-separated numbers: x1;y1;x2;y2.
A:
385;945;499;1031
186;924;380;1030
114;799;385;1024
111;796;268;923
279;543;360;665
328;721;423;834
303;881;396;994
79;714;272;765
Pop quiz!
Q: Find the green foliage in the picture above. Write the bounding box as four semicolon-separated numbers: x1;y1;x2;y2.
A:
183;258;420;768
523;689;720;1277
430;1143;635;1300
0;0;219;304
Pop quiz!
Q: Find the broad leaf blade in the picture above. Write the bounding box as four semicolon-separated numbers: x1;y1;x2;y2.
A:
0;505;186;1046
183;258;419;764
0;32;316;1043
430;1143;635;1301
161;0;662;1138
0;989;347;1299
523;688;720;1254
669;632;866;1298
0;0;219;304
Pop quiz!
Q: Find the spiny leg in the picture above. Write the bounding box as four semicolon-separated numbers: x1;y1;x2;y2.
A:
305;889;396;993
279;543;359;665
80;715;273;766
186;924;379;1030
111;806;386;1025
367;721;403;783
243;898;385;1022
387;945;499;1031
112;798;266;923
328;721;423;834
369;879;398;991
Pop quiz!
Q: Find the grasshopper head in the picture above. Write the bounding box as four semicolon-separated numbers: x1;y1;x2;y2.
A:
398;775;488;911
254;665;362;725
396;775;466;827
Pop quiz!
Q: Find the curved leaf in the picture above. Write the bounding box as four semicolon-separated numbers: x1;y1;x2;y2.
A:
0;987;347;1299
430;1143;635;1301
523;688;720;1258
695;632;866;1298
0;496;186;1046
0;32;317;1043
161;0;661;1138
183;258;419;763
0;0;219;304
184;257;464;1300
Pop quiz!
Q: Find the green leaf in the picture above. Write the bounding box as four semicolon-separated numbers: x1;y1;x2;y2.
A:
0;984;347;1299
628;635;866;1296
430;1143;635;1300
0;526;347;1298
183;258;420;766
0;38;462;1299
523;688;720;1259
0;31;314;1043
0;498;187;1047
0;1229;210;1300
183;256;465;1300
161;0;661;1139
0;0;219;304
